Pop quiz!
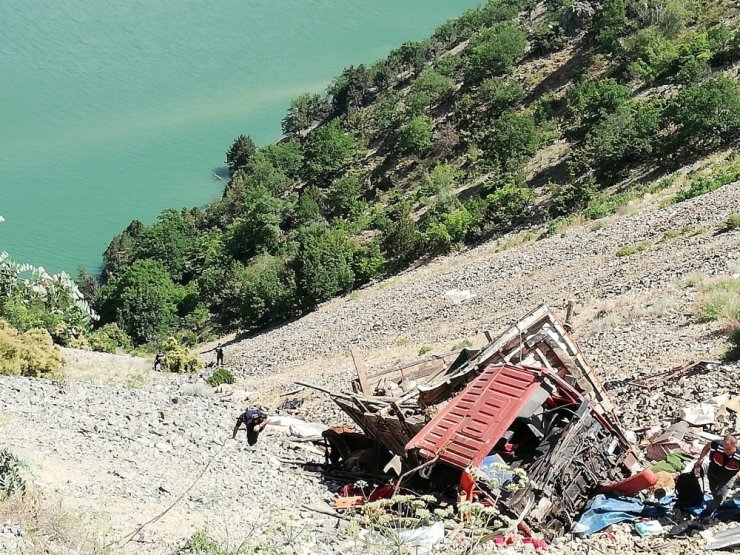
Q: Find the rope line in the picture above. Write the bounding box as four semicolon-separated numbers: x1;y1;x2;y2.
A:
105;437;229;549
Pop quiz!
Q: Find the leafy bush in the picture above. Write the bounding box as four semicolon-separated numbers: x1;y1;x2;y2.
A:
531;22;567;55
481;111;540;170
0;320;64;377
295;226;356;307
220;255;296;329
0;449;26;500
719;213;740;232
207;368;235;388
420;164;457;197
623;27;678;82
396;116;434;157
590;0;629;52
580;99;664;179
484;177;535;229
302;121;357;182
565;78;632;139
384;212;421;264
178;531;232;555
159;337;200;373
410;70;455;110
549;179;596;218
466;23;527;83
95;259;185;345
326;174;363;219
477;77;525;117
695;278;740;323
667;76;740;148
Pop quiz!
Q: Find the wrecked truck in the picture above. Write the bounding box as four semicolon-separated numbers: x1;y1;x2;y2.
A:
303;304;641;535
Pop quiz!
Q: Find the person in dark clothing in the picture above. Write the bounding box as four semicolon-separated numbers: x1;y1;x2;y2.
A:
153;353;164;372
695;434;740;516
233;408;270;446
202;343;225;367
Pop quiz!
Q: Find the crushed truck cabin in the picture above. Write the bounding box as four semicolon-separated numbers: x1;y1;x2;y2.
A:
301;304;646;536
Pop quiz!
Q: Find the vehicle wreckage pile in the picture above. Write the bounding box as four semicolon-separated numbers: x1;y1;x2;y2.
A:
293;305;667;544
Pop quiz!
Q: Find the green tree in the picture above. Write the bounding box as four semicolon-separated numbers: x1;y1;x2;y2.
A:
481;111;540;170
329;65;373;114
243;152;293;195
326;175;363;219
133;209;200;282
477;77;525;117
581;99;664;178
282;93;331;135
302;121;357;182
667;76;740;148
410;70;455;110
224;185;287;260
294;226;356;306
95;259;184;345
484;177;534;229
102;220;143;280
222;255;297;328
565;78;632;137
263;140;304;178
397;116;434;157
225;135;257;173
590;0;629;52
466;23;527;83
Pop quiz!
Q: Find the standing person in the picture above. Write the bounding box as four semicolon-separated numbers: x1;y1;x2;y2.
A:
233;408;270;446
215;343;224;367
695;434;740;517
201;343;225;367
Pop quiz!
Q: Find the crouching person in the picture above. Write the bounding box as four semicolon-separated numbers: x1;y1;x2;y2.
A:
695;434;740;517
233;408;270;446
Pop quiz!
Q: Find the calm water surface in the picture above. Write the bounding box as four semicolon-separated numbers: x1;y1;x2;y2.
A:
0;0;478;273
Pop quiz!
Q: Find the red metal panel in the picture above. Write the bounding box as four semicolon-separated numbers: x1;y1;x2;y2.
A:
406;365;543;469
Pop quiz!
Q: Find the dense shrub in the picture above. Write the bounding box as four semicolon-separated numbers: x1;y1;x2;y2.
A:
207;368;235;387
0;320;64;378
397;116;434;157
667;76;740;148
466;23;527;83
302;121;357;182
549;179;597;217
326;175;363;219
221;255;296;328
580;99;664;179
565;78;632;138
477;77;525;117
159;336;200;373
295;226;356;306
623;27;678;82
481;111;540;170
223;186;287;260
95;259;184;345
673;162;740;203
484;177;535;229
384;212;421;264
410;70;455;111
0;449;27;500
590;0;629;52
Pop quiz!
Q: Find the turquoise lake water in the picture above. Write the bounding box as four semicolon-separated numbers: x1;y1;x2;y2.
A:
0;0;478;274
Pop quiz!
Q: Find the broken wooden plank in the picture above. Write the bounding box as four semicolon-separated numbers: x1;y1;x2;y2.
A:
351;348;372;396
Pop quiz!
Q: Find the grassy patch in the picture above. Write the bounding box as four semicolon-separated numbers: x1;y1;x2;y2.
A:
124;372;147;390
616;240;651;257
452;339;474;350
418;345;432;356
673;160;740;203
583;175;677;221
207;368;235;388
394;337;410;347
695;278;740;323
718;213;740;233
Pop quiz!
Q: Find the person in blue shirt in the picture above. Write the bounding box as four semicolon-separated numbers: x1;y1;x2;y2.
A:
233;408;270;445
